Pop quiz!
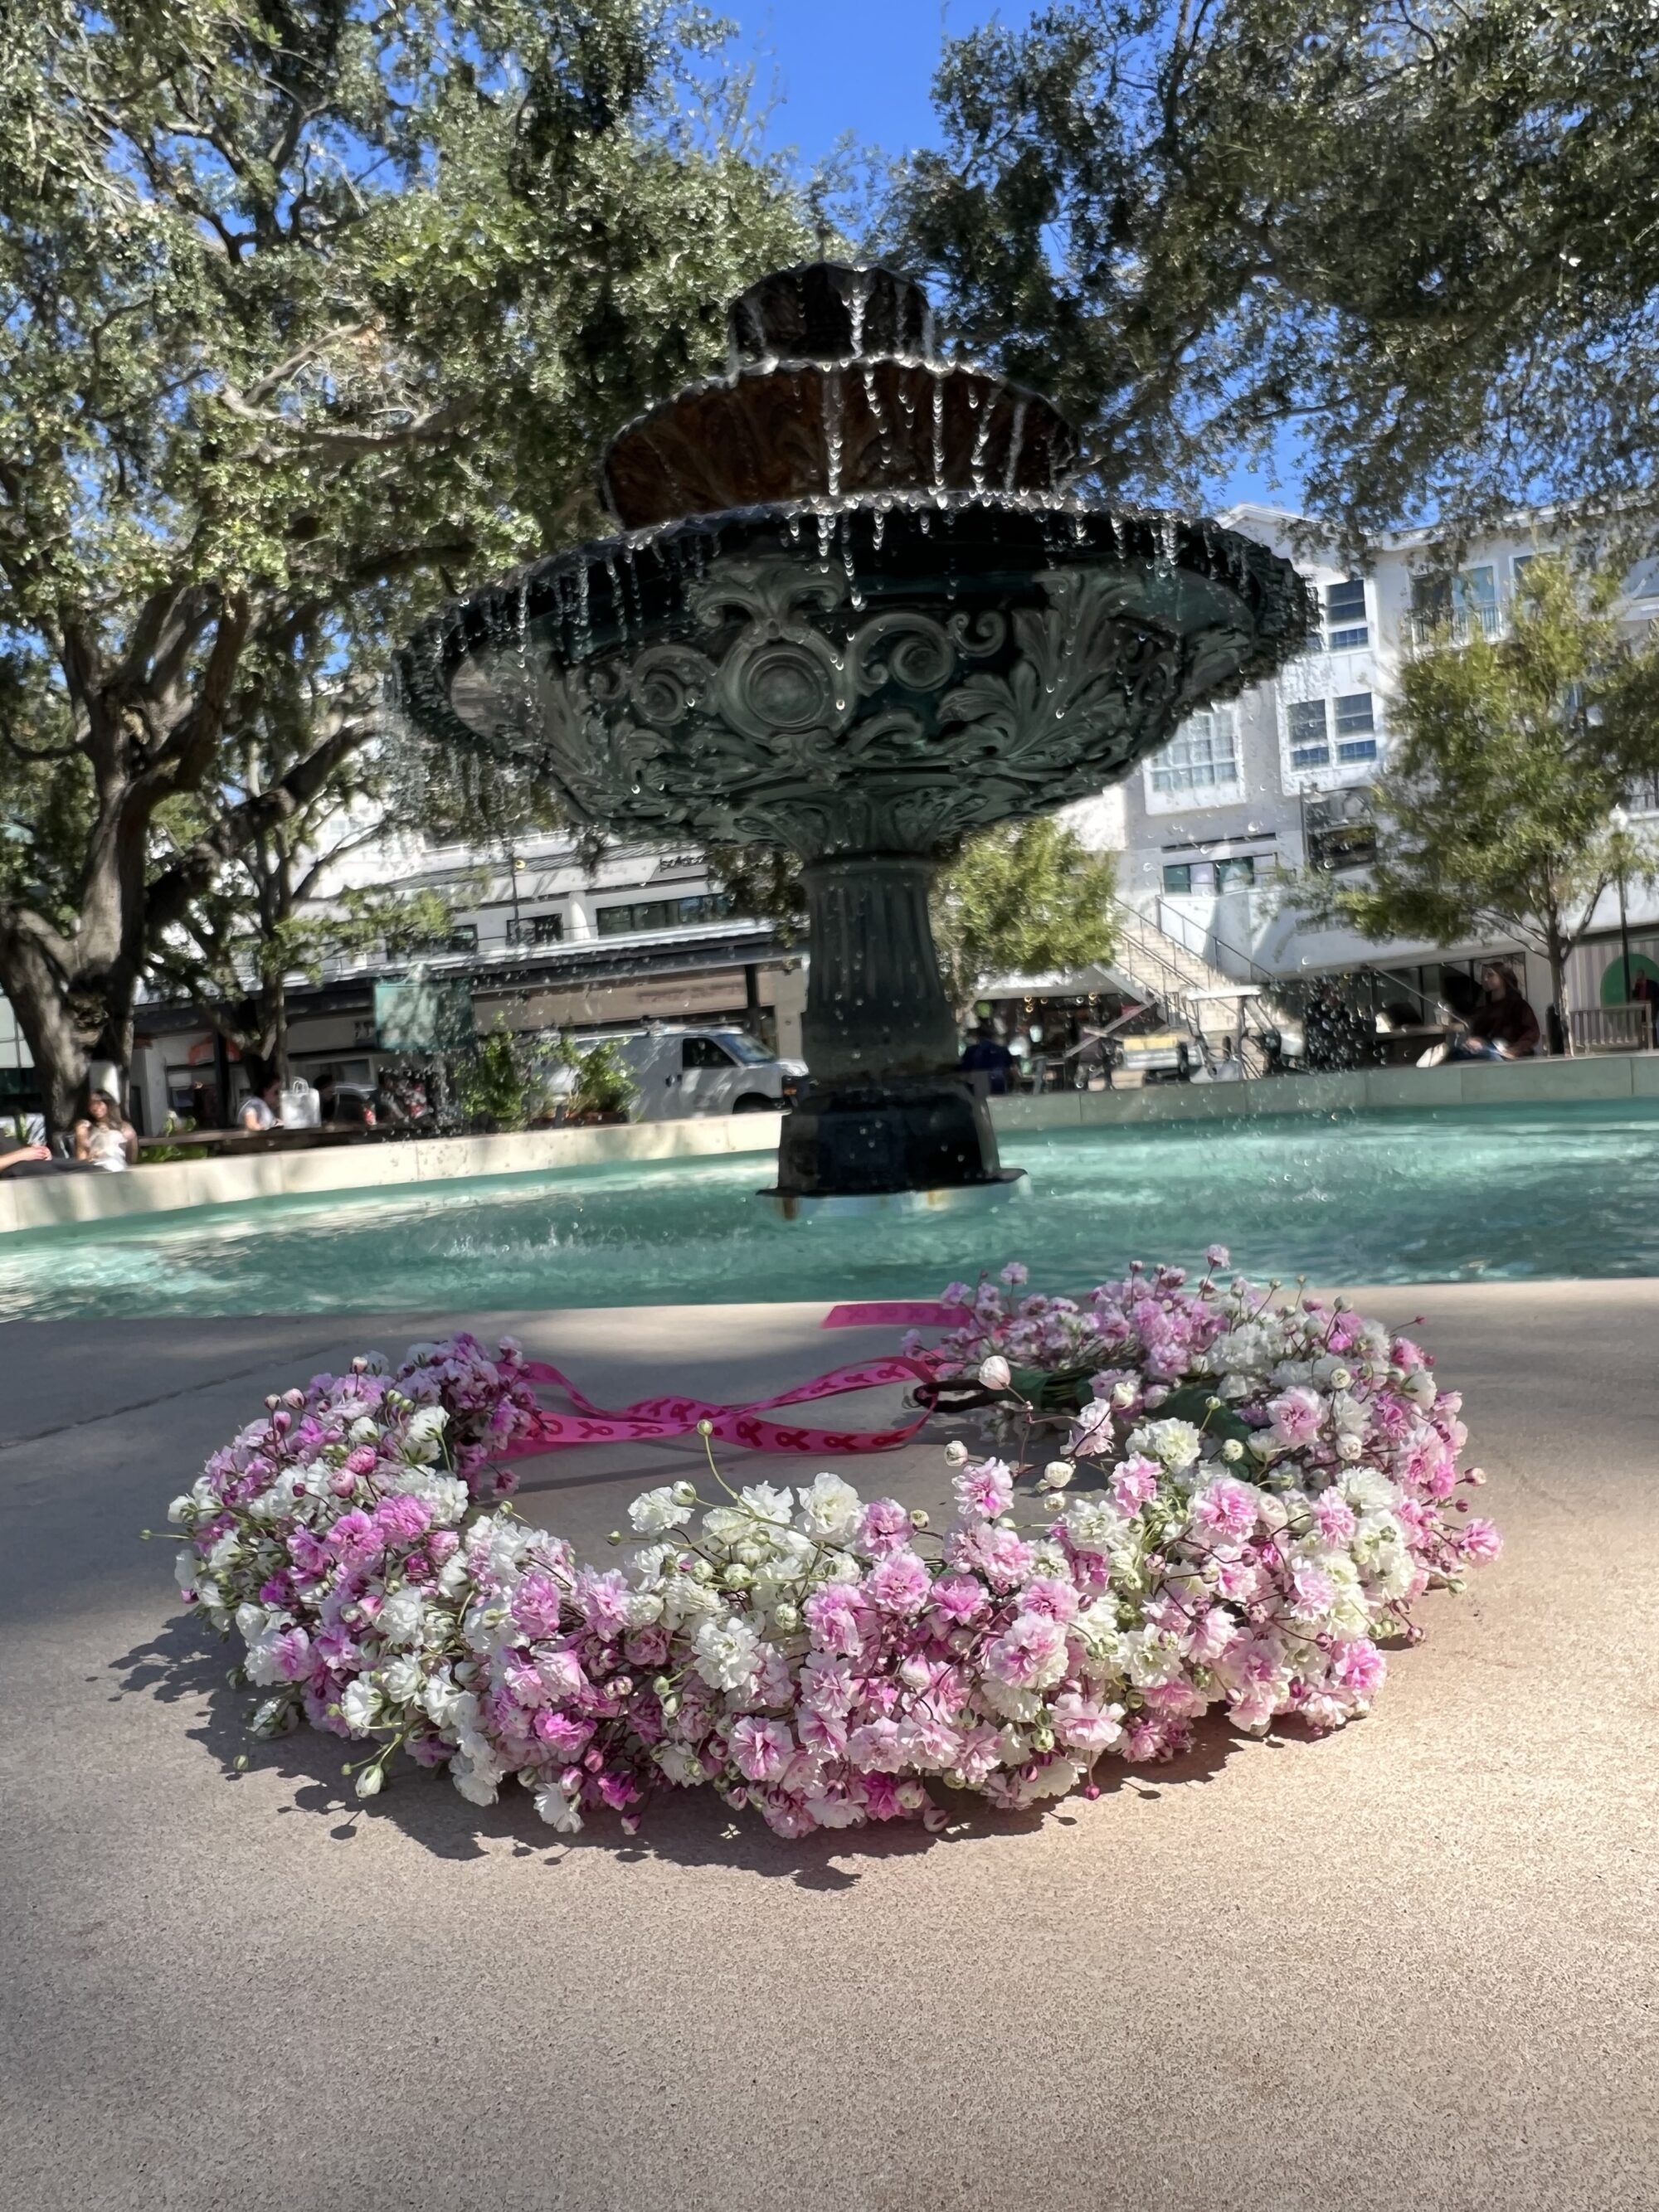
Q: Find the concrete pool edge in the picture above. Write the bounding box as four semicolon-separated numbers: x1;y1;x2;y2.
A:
3;1050;1657;1240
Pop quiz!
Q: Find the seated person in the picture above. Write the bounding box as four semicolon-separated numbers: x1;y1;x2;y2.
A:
0;1140;99;1180
1448;962;1541;1060
240;1076;285;1131
73;1089;139;1169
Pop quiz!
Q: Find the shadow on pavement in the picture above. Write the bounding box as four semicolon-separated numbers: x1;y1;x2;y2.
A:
109;1610;1267;1892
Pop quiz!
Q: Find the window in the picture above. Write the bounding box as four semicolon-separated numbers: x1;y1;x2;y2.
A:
1324;576;1368;649
681;1036;734;1070
506;913;564;946
1147;707;1240;796
1287;698;1331;770
1162;856;1256;895
1334;692;1378;762
596;893;732;937
1305;788;1378;873
1411;566;1500;642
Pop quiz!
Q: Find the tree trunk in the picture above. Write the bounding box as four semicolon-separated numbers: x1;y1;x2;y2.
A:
0;932;93;1140
1545;926;1571;1056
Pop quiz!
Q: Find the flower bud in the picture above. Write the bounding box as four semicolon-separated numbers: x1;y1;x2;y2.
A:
908;1506;930;1529
942;1440;969;1467
772;1602;800;1633
1041;1461;1074;1491
697;1418;714;1437
672;1480;698;1505
354;1766;384;1800
722;1563;752;1589
1220;1437;1244;1462
1329;1367;1352;1391
978;1355;1012;1392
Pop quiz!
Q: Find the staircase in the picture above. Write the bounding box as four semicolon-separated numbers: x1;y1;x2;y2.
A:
1105;900;1290;1076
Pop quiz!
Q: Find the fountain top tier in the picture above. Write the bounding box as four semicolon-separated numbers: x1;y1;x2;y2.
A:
602;261;1077;527
394;259;1312;863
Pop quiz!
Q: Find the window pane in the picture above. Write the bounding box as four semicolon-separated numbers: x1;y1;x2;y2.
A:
1162;863;1193;893
1333;692;1374;736
531;914;562;944
1216;856;1256;890
1288;698;1330;769
1457;565;1497;610
1336;737;1378;763
1149;709;1238;795
1324;577;1368;647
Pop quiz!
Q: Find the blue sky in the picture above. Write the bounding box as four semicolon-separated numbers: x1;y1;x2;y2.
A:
722;2;1041;165
718;3;1295;510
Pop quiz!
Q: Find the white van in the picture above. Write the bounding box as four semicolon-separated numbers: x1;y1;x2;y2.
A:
605;1028;805;1121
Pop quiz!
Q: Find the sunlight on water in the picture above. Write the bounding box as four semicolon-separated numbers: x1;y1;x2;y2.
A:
3;1101;1657;1320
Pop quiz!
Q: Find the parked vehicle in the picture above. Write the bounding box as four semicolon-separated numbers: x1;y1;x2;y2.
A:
593;1028;805;1121
1113;1025;1206;1082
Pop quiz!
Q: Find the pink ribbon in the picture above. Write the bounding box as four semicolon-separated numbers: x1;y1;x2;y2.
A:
498;1354;949;1461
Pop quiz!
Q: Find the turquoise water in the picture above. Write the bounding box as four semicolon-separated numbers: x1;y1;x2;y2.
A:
2;1101;1657;1320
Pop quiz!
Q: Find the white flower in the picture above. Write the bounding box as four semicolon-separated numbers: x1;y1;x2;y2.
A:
654;1743;705;1787
167;1494;193;1526
353;1765;384;1800
421;1670;464;1728
629;1485;692;1537
450;1753;501;1806
379;1653;425;1702
942;1440;969;1469
383;1466;469;1526
693;1612;761;1691
978;1355;1012;1391
797;1471;863;1544
377;1586;430;1647
406;1404;449;1445
1130;1418;1204;1473
1063;1498;1129;1556
340;1680;382;1733
1041;1461;1075;1491
738;1483;794;1529
207;1530;241;1575
533;1780;584;1831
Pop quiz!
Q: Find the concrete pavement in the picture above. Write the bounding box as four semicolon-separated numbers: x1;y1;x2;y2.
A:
1;1285;1655;2212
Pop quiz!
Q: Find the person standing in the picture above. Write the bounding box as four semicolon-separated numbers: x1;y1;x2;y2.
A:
959;1018;1015;1096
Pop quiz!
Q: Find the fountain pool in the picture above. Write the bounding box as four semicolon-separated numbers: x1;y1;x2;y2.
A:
3;1100;1657;1320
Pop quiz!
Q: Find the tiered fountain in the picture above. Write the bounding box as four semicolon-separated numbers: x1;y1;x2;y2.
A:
396;261;1310;1213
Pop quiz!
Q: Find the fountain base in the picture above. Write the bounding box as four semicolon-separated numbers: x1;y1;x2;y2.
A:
761;1073;1019;1218
757;1169;1029;1224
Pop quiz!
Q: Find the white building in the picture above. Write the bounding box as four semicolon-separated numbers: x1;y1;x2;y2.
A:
1088;504;1659;1028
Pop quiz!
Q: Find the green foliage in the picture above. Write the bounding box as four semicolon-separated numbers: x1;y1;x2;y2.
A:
711;819;1117;1012
1320;555;1659;1017
934;819;1117;1012
559;1035;636;1121
454;1021;536;1132
0;0;810;1122
893;2;1659;539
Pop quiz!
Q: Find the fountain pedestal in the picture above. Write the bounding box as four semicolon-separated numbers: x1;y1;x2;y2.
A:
762;852;1015;1213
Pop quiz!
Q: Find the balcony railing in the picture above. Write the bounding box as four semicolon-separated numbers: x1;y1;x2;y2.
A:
1408;603;1504;648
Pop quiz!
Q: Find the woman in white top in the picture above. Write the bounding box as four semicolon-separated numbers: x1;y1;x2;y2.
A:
73;1089;139;1170
241;1077;284;1131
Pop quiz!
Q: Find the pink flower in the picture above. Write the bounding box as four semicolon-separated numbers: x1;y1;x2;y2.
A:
510;1572;566;1640
857;1497;911;1557
728;1715;794;1783
946;1523;1034;1590
930;1573;988;1624
1051;1691;1122;1752
803;1583;873;1656
1331;1638;1386;1694
985;1612;1069;1690
951;1456;1014;1520
532;1709;594;1757
1267;1386;1323;1446
1193;1479;1258;1539
374;1493;431;1543
847;1717;906;1772
1461;1517;1502;1563
270;1626;312;1682
870;1548;932;1616
1313;1492;1357;1544
573;1568;632;1636
1112;1456;1160;1514
1019;1575;1080;1623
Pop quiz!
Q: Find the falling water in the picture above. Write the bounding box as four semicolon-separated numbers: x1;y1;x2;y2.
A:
930;368;946;489
1004;396;1028;493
